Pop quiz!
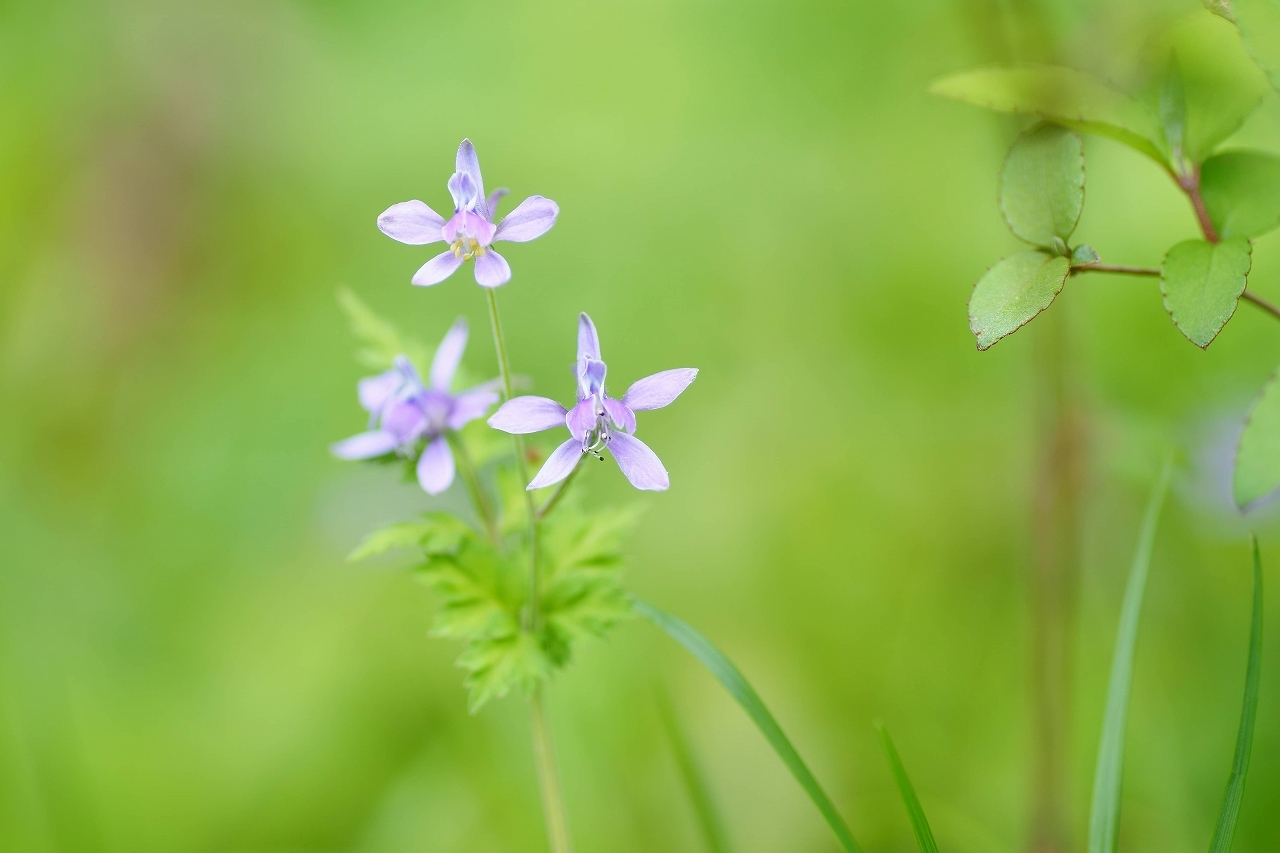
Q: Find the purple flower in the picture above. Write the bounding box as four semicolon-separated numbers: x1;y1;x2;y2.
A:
331;318;499;494
377;139;559;289
488;313;697;492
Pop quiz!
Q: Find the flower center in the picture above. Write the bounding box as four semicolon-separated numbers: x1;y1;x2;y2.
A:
581;398;611;460
450;235;487;262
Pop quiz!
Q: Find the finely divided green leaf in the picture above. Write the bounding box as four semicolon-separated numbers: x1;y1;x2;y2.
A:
969;252;1071;350
1207;537;1264;853
1200;151;1280;238
657;688;733;853
337;287;431;372
1160;237;1252;348
1235;366;1280;508
457;631;553;713
1233;0;1280;92
877;724;939;853
930;65;1166;165
635;598;863;853
347;513;473;562
1087;461;1173;853
1000;123;1084;247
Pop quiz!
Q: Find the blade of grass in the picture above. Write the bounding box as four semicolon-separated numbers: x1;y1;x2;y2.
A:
1086;459;1173;853
1207;536;1264;853
655;686;733;853
876;723;939;853
633;597;862;853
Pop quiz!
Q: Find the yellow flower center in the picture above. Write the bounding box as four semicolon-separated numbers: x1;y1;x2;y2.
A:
450;237;487;261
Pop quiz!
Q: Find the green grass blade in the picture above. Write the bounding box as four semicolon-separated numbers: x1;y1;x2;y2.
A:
1207;536;1264;853
633;597;862;853
655;686;733;853
1087;460;1173;853
876;723;939;853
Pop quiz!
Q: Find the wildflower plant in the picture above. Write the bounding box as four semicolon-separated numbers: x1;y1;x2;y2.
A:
333;122;1268;853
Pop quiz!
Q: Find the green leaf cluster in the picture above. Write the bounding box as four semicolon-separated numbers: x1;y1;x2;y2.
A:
352;499;638;712
936;12;1280;505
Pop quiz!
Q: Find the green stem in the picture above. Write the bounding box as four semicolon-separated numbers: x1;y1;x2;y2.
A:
445;430;499;545
537;461;581;521
483;288;540;630
482;289;573;853
529;689;574;853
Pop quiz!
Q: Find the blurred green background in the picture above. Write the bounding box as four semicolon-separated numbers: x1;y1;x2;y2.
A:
3;0;1280;851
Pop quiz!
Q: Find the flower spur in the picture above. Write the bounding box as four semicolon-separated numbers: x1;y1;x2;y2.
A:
488;313;698;491
377;139;559;288
331;318;499;494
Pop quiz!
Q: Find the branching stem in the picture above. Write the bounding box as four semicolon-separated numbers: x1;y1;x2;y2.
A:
483;288;573;853
447;431;499;545
1071;263;1159;277
537;462;581;522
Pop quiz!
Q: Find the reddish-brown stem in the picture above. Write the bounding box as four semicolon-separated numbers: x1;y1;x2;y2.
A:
1071;263;1159;277
1178;168;1219;244
1243;290;1280;322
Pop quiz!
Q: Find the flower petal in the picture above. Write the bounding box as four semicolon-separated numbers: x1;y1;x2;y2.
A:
430;318;468;390
412;251;463;287
607;431;669;491
448;388;500;429
487;188;509;218
378;200;446;244
357;369;402;414
527;439;583;490
566;398;596;441
380;397;427;443
578;313;601;362
622;368;698;411
448;171;479;211
603;397;636;433
488;396;568;434
442;211;497;246
331;430;400;460
456;139;487;215
474;249;512;288
417;435;455;495
494;196;559;243
392;354;424;387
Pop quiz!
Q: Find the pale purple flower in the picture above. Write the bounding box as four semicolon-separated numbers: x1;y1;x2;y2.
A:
331;318;499;495
377;139;559;289
488;313;697;492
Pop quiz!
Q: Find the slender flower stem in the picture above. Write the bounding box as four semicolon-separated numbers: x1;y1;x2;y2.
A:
446;431;499;545
530;689;574;853
483;288;540;630
482;288;573;853
537;462;581;522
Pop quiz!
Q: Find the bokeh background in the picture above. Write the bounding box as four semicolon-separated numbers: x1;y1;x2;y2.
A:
3;0;1280;851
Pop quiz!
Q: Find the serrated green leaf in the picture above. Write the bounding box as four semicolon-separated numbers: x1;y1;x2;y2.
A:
1000;123;1084;247
1235;367;1280;508
1154;12;1268;163
347;512;473;562
415;539;524;641
635;598;863;853
1087;461;1172;853
1160;237;1252;348
969;252;1071;350
930;65;1166;165
336;287;431;373
877;724;939;853
1207;537;1263;853
458;630;553;713
1235;0;1280;90
1201;151;1280;238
